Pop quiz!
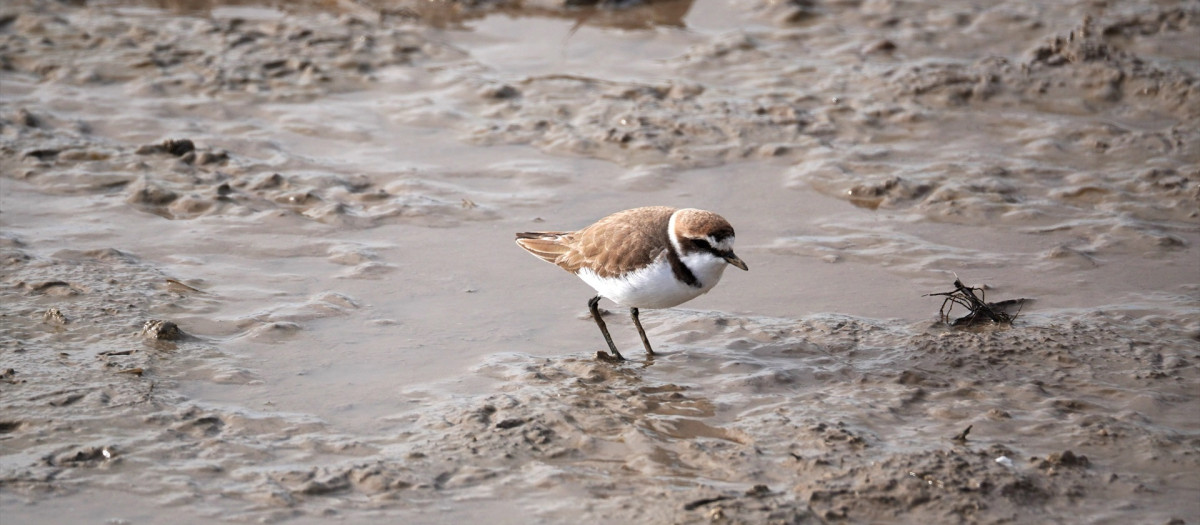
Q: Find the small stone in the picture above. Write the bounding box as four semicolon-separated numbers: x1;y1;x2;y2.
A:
162;139;195;156
195;150;229;165
706;506;725;520
863;39;897;55
481;84;519;99
23;148;61;160
495;418;525;429
126;177;178;206
43;307;68;325
15;108;40;127
1045;450;1090;468
140;319;183;341
745;484;770;497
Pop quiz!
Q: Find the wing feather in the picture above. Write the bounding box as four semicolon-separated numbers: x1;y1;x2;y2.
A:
514;207;677;277
515;232;573;267
562;207;674;278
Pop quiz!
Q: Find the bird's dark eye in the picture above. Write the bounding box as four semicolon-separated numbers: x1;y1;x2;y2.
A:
690;238;711;250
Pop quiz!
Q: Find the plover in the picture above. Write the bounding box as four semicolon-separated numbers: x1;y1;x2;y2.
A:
515;206;748;361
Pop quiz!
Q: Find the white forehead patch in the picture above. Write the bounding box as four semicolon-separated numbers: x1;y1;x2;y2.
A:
709;235;734;252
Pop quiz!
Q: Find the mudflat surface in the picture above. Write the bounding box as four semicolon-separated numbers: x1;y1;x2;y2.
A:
1;0;1198;523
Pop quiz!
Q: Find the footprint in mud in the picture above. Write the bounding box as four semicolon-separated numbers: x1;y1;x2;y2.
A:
0;420;25;433
173;415;226;438
22;281;83;296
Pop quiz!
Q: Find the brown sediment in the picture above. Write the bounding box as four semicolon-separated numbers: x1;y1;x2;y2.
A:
1;0;1198;523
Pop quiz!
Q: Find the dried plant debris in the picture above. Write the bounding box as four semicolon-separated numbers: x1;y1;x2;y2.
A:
927;278;1027;327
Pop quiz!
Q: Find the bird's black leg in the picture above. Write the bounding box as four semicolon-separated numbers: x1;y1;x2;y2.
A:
588;295;624;361
630;307;655;356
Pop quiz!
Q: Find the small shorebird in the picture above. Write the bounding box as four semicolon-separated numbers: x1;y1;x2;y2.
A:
515;206;748;361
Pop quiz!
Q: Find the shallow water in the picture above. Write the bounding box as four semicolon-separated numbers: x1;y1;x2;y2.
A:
2;0;1199;523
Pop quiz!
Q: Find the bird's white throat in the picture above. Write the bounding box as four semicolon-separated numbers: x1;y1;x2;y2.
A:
679;249;731;290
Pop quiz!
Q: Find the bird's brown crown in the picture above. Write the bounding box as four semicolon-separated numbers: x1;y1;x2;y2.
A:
672;208;735;249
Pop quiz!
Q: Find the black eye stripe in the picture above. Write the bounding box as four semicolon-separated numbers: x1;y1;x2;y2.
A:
688;239;735;261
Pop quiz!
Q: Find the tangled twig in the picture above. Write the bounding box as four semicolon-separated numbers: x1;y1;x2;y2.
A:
926;278;1025;326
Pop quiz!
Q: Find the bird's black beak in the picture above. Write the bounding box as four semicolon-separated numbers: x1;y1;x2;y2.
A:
725;253;748;271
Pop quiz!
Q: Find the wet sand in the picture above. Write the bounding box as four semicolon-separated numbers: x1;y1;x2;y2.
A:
2;0;1198;523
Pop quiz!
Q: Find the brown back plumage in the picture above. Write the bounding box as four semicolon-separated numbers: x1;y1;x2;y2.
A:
515;206;676;278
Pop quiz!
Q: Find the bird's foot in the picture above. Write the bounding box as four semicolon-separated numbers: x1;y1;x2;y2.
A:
595;350;625;363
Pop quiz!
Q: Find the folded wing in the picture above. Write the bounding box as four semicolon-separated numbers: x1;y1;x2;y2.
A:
515;232;574;267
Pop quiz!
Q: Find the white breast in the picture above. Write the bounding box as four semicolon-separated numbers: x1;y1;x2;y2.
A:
576;252;729;309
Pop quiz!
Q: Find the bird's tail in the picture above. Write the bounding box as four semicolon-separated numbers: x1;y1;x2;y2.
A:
515;231;571;265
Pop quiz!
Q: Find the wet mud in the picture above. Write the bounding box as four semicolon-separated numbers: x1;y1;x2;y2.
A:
2;0;1198;523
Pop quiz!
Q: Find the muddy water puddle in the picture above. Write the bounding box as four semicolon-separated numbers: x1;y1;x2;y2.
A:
3;0;1200;523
